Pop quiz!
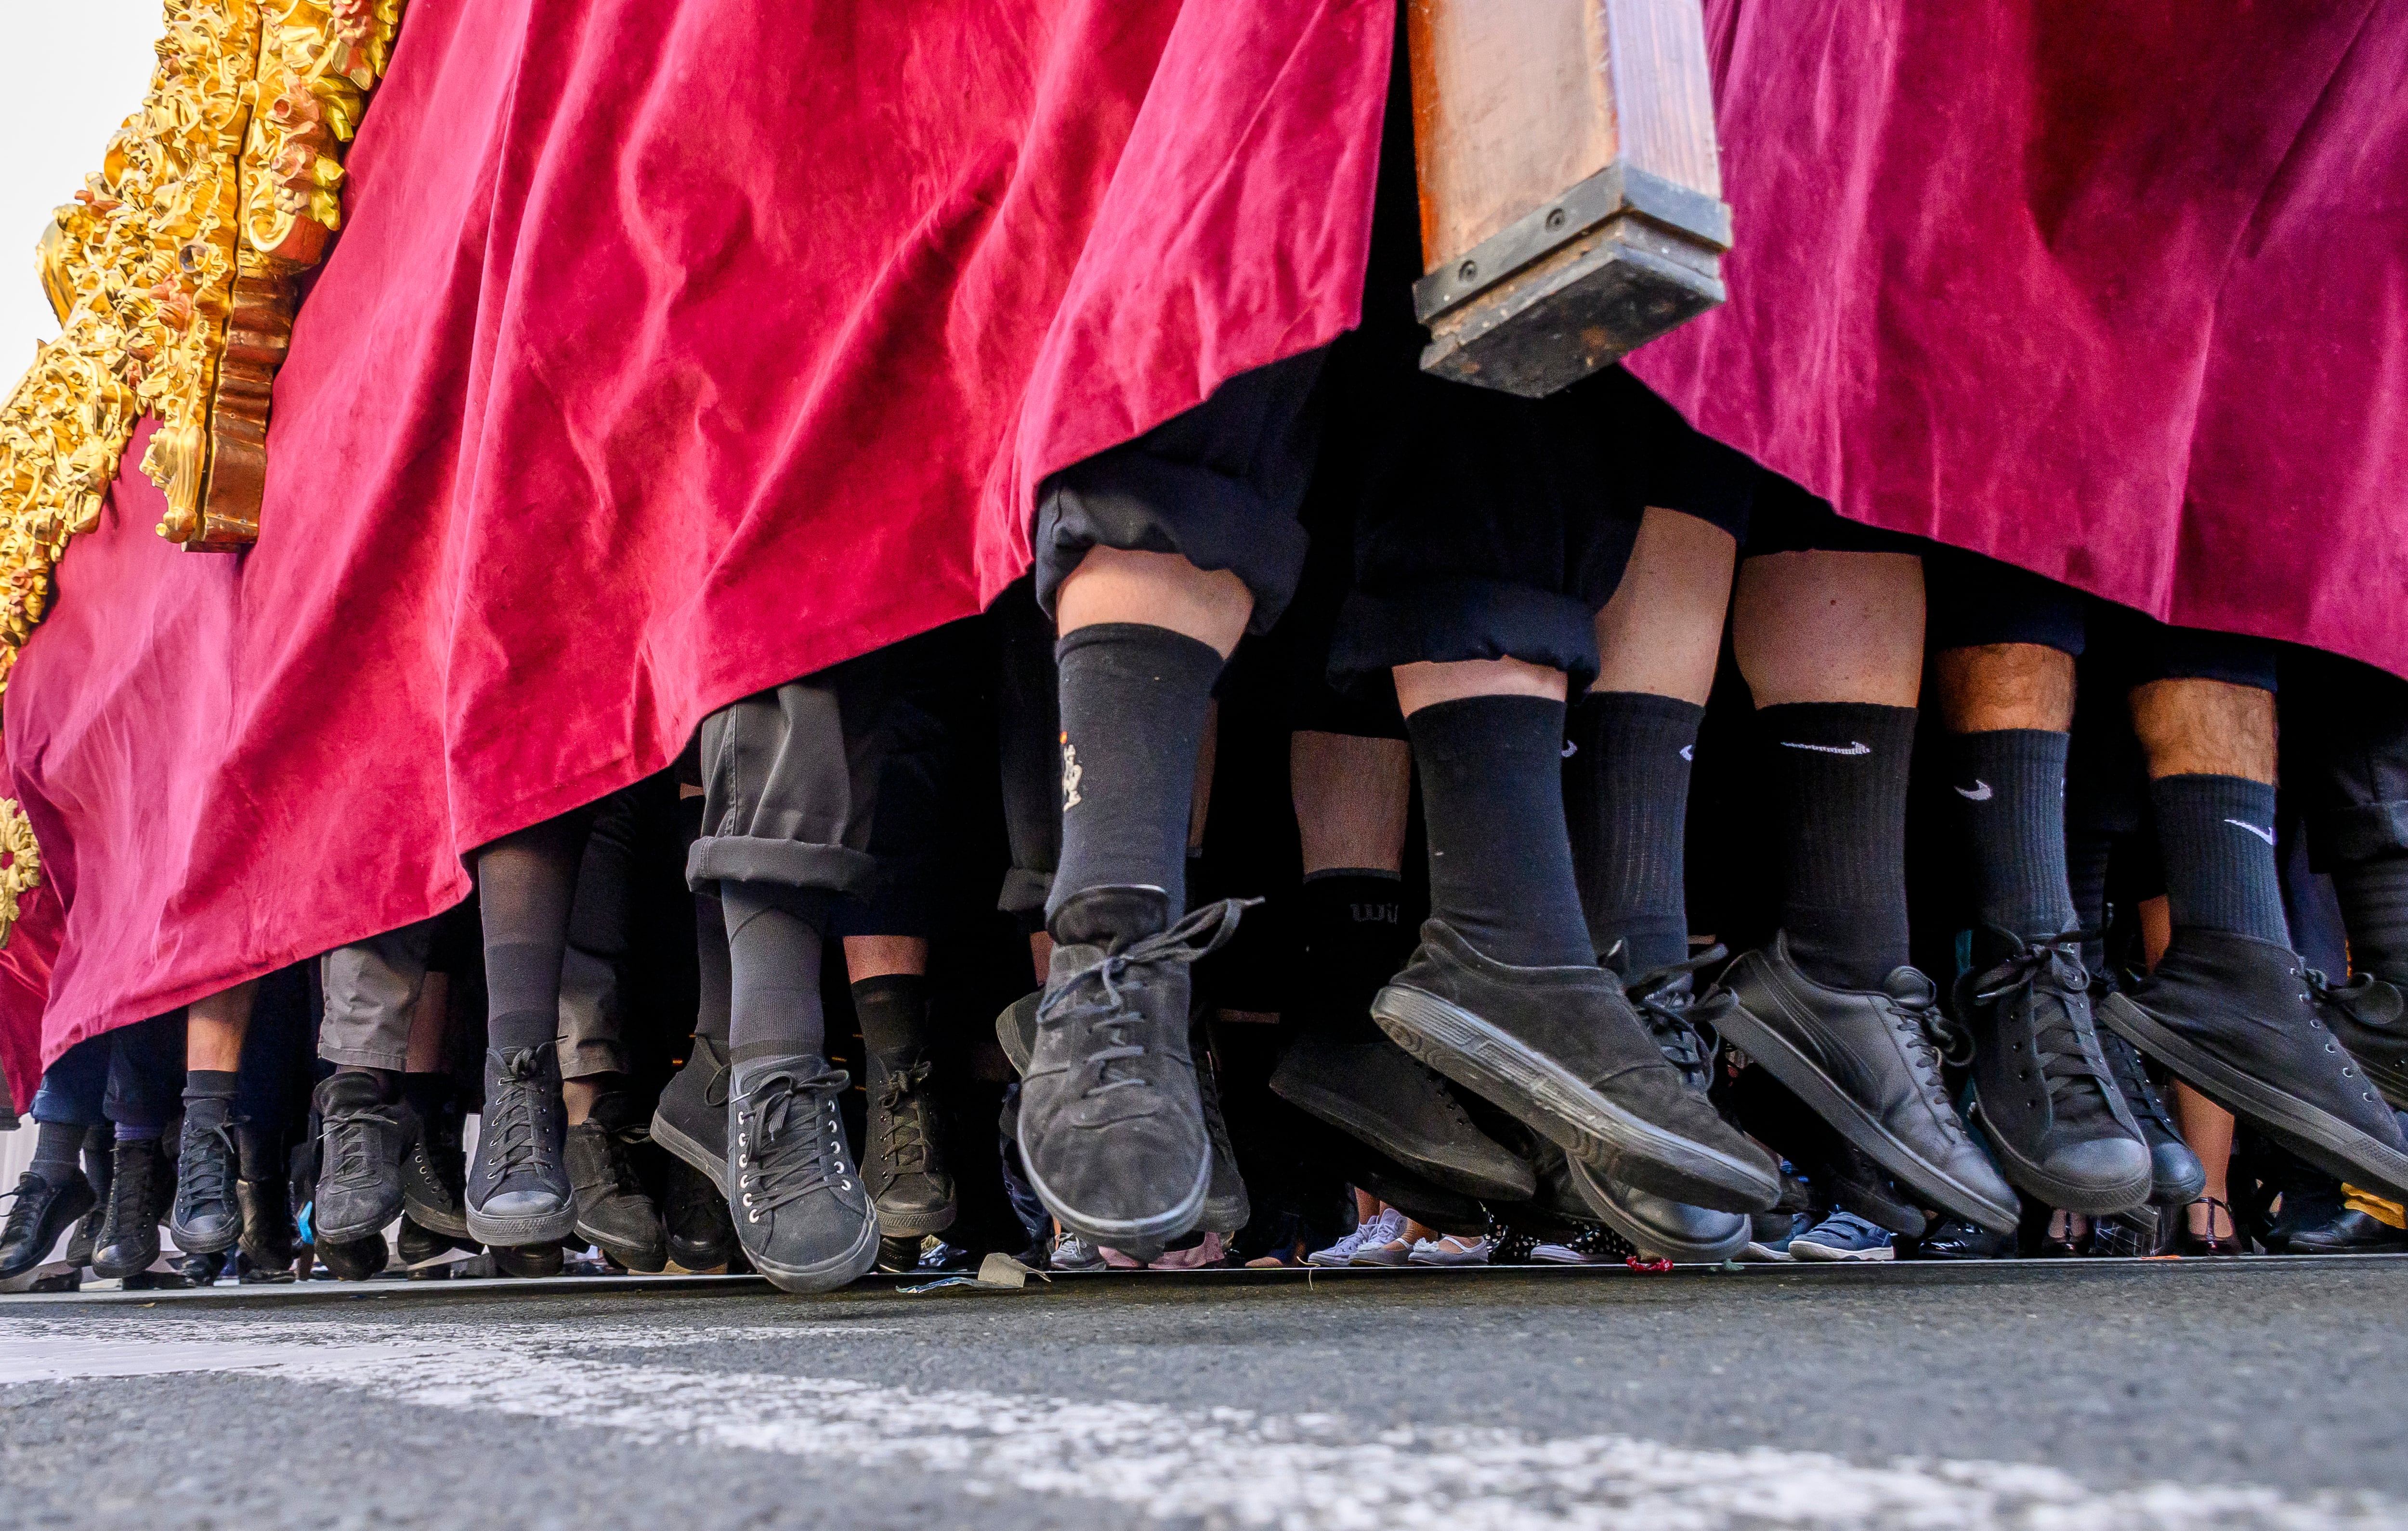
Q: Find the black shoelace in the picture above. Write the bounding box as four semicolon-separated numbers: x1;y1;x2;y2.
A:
180;1116;241;1211
325;1097;402;1186
1;1171;52;1244
876;1060;934;1171
736;1065;852;1223
2100;1027;2183;1140
2306;969;2406;1035
106;1146;154;1239
1967;927;2120;1124
1036;899;1254;1100
1628;945;1727;1089
482;1049;553;1178
1888;985;1975;1136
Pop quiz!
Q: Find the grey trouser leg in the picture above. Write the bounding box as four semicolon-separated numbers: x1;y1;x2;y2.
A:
317;918;439;1072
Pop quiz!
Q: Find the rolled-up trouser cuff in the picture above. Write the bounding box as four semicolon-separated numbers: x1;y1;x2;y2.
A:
2310;801;2408;868
686;836;874;895
1329;578;1601;693
318;919;436;1072
1034;460;1311;635
1924;547;2090;657
557;1037;630;1081
997;865;1054;922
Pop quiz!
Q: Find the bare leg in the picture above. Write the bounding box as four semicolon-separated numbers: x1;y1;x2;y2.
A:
186;980;261;1073
404;972;449;1076
1934;644;2076;734
1058;547;1252;656
1732;551;1925;706
844;936;929;982
1592;506;1737;706
1292;732;1411;877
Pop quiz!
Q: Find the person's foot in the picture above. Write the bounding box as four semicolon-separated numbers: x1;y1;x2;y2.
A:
1958;934;2151;1214
1899;1216;2015;1260
1739;1209;1811;1262
1047;1230;1107;1273
489;1241;563;1278
1309;1207;1402;1268
2096;1022;2208;1207
2039;1210;2088;1258
1695;933;2019;1233
1348;1231;1418;1267
0;1169;96;1280
1018;890;1240;1246
566;1091;667;1273
169;1111;245;1256
649;1034;732;1191
2177;1196;2248;1256
727;1057;878;1294
466;1047;576;1247
312;1072;411;1243
1408;1233;1491;1266
1797;1129;1930;1236
2311;972;2408;1111
1788;1209;1895;1262
402;1101;471;1239
89;1138;169;1280
2285;1207;2408;1255
662;1155;738;1272
865;1048;957;1238
1269;1027;1536;1202
394;1214;467;1277
2098;929;2408;1202
1371;919;1778;1213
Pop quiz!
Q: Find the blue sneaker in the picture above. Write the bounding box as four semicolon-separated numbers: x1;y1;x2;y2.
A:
1789;1209;1895;1262
1739;1209;1813;1261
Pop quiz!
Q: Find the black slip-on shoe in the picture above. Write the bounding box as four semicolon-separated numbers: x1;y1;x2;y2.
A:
64;1128;110;1269
2097;928;2408;1203
1695;933;2019;1233
466;1046;576;1247
2285;1207;2408;1255
995;990;1040;1075
317;1229;390;1281
650;1035;732;1191
1194;1046;1250;1235
728;1057;878;1295
1270;1025;1536;1202
168;1111;245;1256
662;1154;738;1272
1371;919;1778;1213
2095;1015;2208;1207
1897;1217;2014;1260
2311;971;2408;1112
89;1137;169;1280
866;1049;958;1238
1017;889;1240;1246
0;1169;95;1280
311;1073;409;1244
566;1093;667;1273
1957;934;2151;1215
401;1102;471;1240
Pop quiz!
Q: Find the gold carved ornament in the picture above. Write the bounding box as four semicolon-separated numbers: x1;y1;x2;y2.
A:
0;798;38;949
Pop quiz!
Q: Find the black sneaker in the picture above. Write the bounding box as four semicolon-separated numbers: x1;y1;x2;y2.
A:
169;1111;245;1256
1193;1045;1250;1235
1957;934;2151;1214
312;1073;410;1243
1897;1217;2015;1260
2097;928;2408;1202
1796;1124;1931;1236
402;1101;471;1239
1372;918;1779;1213
1269;1026;1535;1202
728;1058;878;1293
65;1128;109;1269
2311;971;2408;1111
0;1169;96;1280
89;1137;169;1280
394;1215;465;1278
489;1241;563;1279
1696;932;2018;1233
566;1093;667;1273
2286;1207;2408;1255
662;1155;737;1272
2095;1020;2208;1207
865;1049;957;1238
467;1046;576;1246
651;1035;731;1190
1018;890;1240;1246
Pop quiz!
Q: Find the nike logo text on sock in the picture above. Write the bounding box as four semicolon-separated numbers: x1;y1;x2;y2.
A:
1779;740;1871;756
2225;817;2276;846
1955;780;1993;801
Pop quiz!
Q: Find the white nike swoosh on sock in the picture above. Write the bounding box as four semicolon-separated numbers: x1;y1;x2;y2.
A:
1780;740;1871;756
1955;780;1993;801
2225;817;2276;846
1561;740;1578;758
1679;744;1694;761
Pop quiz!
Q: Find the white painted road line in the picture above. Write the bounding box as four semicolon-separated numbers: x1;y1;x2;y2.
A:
0;1319;2392;1531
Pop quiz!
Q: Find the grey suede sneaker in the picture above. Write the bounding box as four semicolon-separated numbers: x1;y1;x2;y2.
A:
728;1058;878;1294
311;1072;410;1244
465;1047;576;1247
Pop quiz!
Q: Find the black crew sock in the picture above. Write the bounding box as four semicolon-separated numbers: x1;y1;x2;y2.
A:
724;882;831;1084
694;888;732;1046
2066;829;2115;975
1565;691;1703;975
851;973;930;1064
1296;869;1413;1042
1949;729;2077;968
2331;852;2408;982
29;1119;85;1185
1047;623;1225;935
1760;701;1917;989
2148;774;2289;947
1407;694;1594;968
182;1069;238;1130
476;813;590;1054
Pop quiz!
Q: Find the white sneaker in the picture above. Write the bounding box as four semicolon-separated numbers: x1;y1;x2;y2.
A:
1408;1234;1491;1267
1318;1208;1401;1267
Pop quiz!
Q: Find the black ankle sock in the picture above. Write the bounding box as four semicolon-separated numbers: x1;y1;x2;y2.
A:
1407;694;1593;968
2332;852;2408;982
1296;870;1413;1041
694;888;732;1045
2066;830;2115;974
724;882;831;1077
1565;691;1702;974
182;1070;238;1129
1760;701;1917;988
1949;729;2076;966
851;973;930;1063
2148;774;2289;946
1047;623;1225;933
30;1119;84;1184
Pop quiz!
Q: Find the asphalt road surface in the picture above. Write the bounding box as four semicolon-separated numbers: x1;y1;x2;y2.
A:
3;1258;2404;1530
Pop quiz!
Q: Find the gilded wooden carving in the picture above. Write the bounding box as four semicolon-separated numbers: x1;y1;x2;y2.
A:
0;798;40;949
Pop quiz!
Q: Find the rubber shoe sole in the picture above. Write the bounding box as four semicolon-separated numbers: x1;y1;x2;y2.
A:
2098;991;2408;1204
575;1215;667;1273
1791;1239;1894;1263
1015;1116;1212;1248
400;1190;470;1242
649;1113;727;1195
1371;983;1776;1213
1270;1070;1533;1202
751;1207;882;1296
1705;995;2018;1234
465;1198;576;1248
1968;1095;2152;1216
870;1198;957;1240
1567;1157;1750;1263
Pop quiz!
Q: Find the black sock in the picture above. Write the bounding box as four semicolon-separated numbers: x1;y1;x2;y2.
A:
476;814;590;1054
1949;729;2076;966
695;887;732;1046
724;882;831;1081
1296;870;1413;1041
852;973;930;1064
235;1122;283;1183
2066;829;2115;974
182;1069;238;1130
1408;694;1593;968
1047;623;1225;934
2148;774;2289;946
1760;701;1917;989
1565;691;1702;975
2332;852;2408;982
30;1119;85;1185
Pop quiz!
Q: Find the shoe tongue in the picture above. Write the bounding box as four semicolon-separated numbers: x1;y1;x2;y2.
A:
1882;967;1936;1005
320;1072;387;1112
1049;885;1174;949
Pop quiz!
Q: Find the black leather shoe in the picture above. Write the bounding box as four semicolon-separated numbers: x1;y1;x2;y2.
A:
169;1110;245;1256
0;1169;96;1280
1271;1025;1535;1202
312;1072;410;1243
1697;933;2019;1233
2096;1018;2208;1207
2311;971;2408;1111
729;1057;878;1294
467;1046;576;1247
651;1035;732;1191
2098;928;2408;1202
2176;1196;2249;1256
865;1048;957;1237
65;1127;109;1268
1019;890;1241;1245
1373;919;1778;1213
89;1137;169;1279
318;1229;390;1281
1958;934;2150;1214
566;1092;667;1272
663;1154;738;1271
2285;1206;2408;1254
1898;1217;2014;1260
1193;1046;1250;1235
402;1101;471;1239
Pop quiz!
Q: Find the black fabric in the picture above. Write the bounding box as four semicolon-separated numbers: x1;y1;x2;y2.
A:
2150;774;2290;946
1950;729;2078;963
1595;367;1756;542
182;1068;238;1132
2067;829;2116;974
2333;855;2408;982
694;884;732;1045
1294;870;1414;1043
1407;694;1594;968
1924;547;2091;657
851;974;930;1064
1741;472;1928;558
401;1070;446;1123
993;574;1064;925
29;1117;84;1184
1565;691;1703;974
832;627;957;939
1047;622;1225;926
559;785;644;1077
723;882;833;1067
1759;702;1918;988
477;808;595;1054
2283;649;2408;868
